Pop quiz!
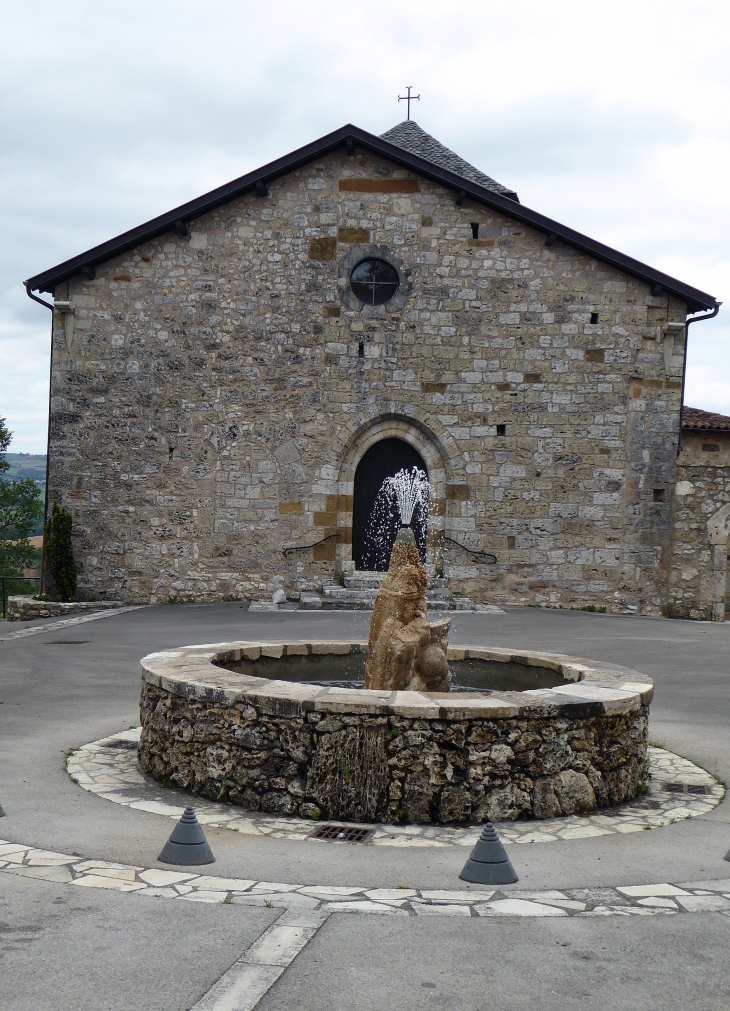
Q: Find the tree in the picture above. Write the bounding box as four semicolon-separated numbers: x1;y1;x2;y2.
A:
45;500;78;602
0;417;44;577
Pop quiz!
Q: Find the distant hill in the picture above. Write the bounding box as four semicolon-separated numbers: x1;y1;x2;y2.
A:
1;453;46;536
2;453;47;485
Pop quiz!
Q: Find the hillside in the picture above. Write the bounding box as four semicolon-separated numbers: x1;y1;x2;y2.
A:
1;454;46;537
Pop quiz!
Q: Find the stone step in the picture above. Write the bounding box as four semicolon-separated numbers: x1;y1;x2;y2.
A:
343;573;450;590
286;590;503;613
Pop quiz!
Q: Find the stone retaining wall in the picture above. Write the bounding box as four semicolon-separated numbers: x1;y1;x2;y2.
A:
6;595;125;622
139;641;652;825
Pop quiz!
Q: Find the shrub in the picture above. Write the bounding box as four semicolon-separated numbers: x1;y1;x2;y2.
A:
44;501;77;602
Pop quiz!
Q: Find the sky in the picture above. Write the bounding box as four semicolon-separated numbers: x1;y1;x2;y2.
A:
1;0;728;453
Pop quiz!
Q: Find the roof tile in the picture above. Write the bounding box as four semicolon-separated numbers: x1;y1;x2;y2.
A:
682;406;730;432
380;120;518;201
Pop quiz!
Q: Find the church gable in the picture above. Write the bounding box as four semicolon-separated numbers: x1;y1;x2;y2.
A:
30;121;722;615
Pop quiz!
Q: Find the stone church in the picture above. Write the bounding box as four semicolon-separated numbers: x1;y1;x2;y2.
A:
25;119;724;617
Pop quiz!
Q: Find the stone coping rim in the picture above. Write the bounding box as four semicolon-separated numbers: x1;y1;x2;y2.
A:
140;641;654;718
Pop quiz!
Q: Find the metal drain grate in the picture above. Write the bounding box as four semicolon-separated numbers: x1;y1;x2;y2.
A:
310;824;374;843
102;740;139;750
663;783;711;795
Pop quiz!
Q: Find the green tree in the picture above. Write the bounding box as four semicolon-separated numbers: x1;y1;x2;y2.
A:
45;500;78;602
0;417;44;577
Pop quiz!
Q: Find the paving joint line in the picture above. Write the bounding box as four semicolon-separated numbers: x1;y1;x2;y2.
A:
189;908;330;1011
0;606;147;642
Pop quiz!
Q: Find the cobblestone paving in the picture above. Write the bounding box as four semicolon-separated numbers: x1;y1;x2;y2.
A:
68;731;724;848
1;839;729;919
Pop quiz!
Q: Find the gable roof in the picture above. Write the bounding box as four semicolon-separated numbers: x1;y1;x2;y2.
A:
682;407;730;433
380;120;518;200
24;122;718;314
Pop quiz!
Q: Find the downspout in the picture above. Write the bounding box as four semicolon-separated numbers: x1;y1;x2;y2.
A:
24;283;55;593
677;300;722;455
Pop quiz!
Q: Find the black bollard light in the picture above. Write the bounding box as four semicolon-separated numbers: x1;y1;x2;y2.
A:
459;820;517;885
158;806;215;865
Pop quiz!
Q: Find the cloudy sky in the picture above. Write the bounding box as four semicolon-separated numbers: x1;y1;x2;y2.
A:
1;0;727;453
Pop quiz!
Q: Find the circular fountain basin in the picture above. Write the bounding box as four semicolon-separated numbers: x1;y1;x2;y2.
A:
219;651;569;693
139;640;653;826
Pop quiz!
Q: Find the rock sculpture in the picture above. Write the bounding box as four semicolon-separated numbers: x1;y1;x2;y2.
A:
364;527;451;692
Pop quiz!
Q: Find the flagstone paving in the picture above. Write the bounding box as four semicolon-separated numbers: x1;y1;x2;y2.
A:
2;837;729;920
67;731;724;848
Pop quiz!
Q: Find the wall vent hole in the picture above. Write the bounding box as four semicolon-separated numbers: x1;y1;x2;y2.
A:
496;424;506;437
470;222;479;239
358;342;365;358
590;312;599;324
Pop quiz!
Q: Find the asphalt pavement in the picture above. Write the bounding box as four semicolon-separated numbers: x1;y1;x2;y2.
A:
1;603;728;1009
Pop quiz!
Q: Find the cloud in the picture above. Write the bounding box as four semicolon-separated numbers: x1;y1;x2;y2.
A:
1;0;728;449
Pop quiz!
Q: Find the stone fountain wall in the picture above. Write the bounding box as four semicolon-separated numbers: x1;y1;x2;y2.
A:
139;642;652;825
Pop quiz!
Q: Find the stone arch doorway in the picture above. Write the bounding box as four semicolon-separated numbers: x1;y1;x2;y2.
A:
352;438;428;570
335;415;449;575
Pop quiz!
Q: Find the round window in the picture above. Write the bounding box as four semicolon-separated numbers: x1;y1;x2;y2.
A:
350;258;400;306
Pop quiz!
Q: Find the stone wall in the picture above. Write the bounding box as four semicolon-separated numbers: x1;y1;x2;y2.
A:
138;641;652;825
5;595;124;621
667;431;730;620
47;148;688;611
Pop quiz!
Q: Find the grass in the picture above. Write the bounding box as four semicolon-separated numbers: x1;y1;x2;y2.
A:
580;604;607;613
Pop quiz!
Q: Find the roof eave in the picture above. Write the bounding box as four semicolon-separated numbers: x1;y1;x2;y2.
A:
24;124;718;313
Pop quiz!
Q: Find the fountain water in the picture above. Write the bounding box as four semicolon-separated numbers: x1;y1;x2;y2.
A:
361;466;432;570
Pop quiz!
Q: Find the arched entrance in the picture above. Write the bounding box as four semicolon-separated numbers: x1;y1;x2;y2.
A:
352;438;428;570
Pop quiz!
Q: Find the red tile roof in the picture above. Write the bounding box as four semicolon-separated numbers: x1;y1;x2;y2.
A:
682;407;730;432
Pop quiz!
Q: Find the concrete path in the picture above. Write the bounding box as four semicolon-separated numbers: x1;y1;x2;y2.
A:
1;603;728;1009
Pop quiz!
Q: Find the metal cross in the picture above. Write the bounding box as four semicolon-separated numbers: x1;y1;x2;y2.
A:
398;86;420;120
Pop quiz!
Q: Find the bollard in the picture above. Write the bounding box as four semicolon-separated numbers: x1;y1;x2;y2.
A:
459;820;517;885
158;806;215;865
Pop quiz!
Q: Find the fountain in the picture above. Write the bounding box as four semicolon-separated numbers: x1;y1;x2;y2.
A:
361;466;431;569
138;466;653;825
364;527;451;692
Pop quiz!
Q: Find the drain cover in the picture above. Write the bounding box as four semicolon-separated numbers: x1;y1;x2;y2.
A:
662;783;710;795
310;825;374;843
102;740;138;750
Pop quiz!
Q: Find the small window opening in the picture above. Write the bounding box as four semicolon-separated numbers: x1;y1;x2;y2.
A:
507;535;516;550
358;341;365;358
590;312;599;324
496;424;506;437
168;447;174;460
652;488;666;502
470;222;480;239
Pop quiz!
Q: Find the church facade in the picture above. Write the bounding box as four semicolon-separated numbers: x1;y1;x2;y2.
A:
25;121;722;616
